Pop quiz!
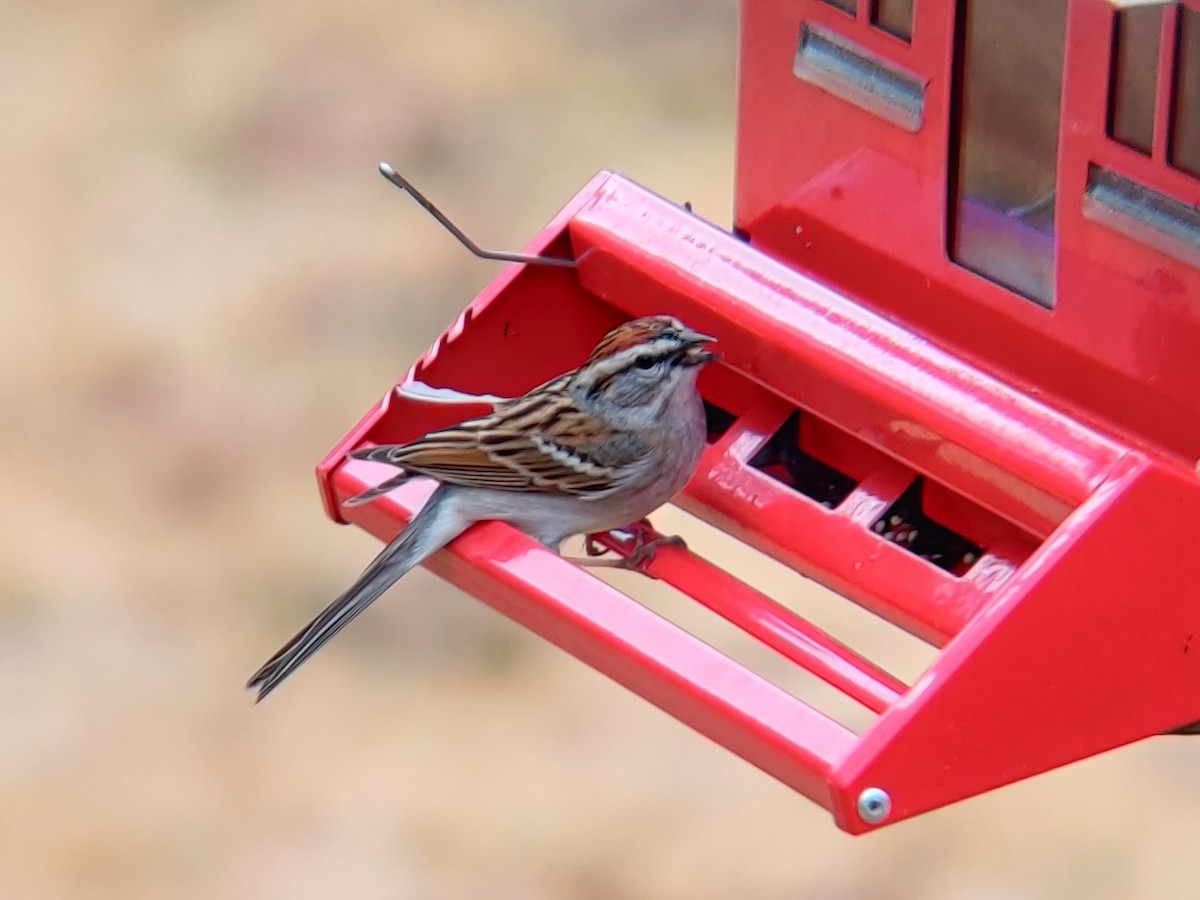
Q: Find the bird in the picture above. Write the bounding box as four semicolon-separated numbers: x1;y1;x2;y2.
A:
248;315;718;700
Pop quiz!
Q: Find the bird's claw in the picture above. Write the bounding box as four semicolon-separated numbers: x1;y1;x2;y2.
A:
579;519;687;575
621;533;686;570
583;533;610;557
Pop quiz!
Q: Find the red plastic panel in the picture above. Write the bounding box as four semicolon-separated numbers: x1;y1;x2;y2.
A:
833;453;1200;831
317;171;1200;831
736;0;1200;463
568;177;1125;533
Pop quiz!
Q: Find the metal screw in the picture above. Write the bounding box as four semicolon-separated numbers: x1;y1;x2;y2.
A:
857;787;891;825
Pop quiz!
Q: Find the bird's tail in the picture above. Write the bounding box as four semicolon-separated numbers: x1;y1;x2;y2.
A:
248;485;465;701
342;472;415;508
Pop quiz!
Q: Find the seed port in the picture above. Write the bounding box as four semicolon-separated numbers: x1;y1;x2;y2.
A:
873;478;983;575
704;400;738;443
751;411;859;508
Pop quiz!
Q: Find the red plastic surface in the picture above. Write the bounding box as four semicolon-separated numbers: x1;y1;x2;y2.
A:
737;0;1200;464
314;0;1200;831
317;172;1200;832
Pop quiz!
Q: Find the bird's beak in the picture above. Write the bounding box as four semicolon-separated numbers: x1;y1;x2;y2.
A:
680;329;719;365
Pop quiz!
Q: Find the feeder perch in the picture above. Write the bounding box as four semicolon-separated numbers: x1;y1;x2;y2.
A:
317;0;1200;832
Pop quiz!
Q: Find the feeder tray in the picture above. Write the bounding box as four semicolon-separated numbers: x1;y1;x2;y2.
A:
316;0;1200;832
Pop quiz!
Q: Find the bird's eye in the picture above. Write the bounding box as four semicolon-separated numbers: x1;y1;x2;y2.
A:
634;355;657;370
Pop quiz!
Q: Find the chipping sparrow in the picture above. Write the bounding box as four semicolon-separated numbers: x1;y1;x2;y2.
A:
248;315;717;700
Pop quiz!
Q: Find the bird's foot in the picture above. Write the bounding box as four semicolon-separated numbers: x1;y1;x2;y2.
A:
575;519;686;576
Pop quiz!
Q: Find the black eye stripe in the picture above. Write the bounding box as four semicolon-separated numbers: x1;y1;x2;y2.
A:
585;344;686;398
633;346;692;371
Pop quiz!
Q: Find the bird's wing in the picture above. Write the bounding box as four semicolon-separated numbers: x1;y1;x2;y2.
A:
350;378;648;498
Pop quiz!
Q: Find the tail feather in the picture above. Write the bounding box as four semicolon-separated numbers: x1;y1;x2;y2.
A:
342;472;415;508
349;445;400;464
248;485;465;701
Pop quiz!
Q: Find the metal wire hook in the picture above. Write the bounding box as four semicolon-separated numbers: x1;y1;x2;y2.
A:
378;162;577;268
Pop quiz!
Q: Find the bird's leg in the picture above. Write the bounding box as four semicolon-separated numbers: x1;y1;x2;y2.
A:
573;519;687;574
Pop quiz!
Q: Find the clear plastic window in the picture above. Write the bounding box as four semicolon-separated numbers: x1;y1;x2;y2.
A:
1171;7;1200;177
1108;4;1162;155
949;0;1067;307
872;0;914;41
819;0;858;16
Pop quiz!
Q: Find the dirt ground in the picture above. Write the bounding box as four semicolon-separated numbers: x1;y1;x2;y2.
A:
3;1;1199;898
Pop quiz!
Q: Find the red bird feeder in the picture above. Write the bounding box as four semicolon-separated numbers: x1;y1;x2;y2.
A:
317;0;1200;831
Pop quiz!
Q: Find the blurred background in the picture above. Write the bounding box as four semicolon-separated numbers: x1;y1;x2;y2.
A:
3;1;1199;897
